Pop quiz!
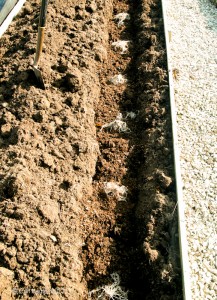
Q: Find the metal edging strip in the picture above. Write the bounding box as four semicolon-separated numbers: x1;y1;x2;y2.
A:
0;0;26;38
161;0;192;299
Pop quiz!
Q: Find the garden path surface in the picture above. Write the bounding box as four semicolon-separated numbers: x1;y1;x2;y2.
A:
166;0;217;298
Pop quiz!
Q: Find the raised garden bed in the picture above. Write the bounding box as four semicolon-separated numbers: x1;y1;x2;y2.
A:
0;0;184;299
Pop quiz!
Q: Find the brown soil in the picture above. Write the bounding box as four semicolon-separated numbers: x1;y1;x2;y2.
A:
0;0;182;299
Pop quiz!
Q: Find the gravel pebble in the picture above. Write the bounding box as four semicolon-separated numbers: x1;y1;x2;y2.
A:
165;0;217;298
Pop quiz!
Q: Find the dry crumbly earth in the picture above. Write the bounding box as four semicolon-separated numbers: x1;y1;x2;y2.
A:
0;0;182;299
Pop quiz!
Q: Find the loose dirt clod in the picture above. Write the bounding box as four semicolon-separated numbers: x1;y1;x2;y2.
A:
155;169;173;189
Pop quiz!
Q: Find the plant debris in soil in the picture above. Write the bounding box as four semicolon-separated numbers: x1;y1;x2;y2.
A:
0;0;182;299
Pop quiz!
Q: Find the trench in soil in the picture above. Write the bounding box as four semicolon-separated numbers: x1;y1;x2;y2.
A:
0;0;182;299
81;0;182;299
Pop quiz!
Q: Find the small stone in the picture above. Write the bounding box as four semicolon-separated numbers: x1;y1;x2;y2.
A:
50;235;57;242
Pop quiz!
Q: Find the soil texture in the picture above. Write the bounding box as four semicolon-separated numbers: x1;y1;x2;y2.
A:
0;0;182;299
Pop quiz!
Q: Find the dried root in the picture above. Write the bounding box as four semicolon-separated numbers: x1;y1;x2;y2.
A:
111;40;131;54
104;182;128;201
114;13;130;27
109;74;127;85
89;273;128;299
101;114;130;133
126;111;136;119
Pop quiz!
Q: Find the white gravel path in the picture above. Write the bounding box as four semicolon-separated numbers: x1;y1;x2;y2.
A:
165;0;217;299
